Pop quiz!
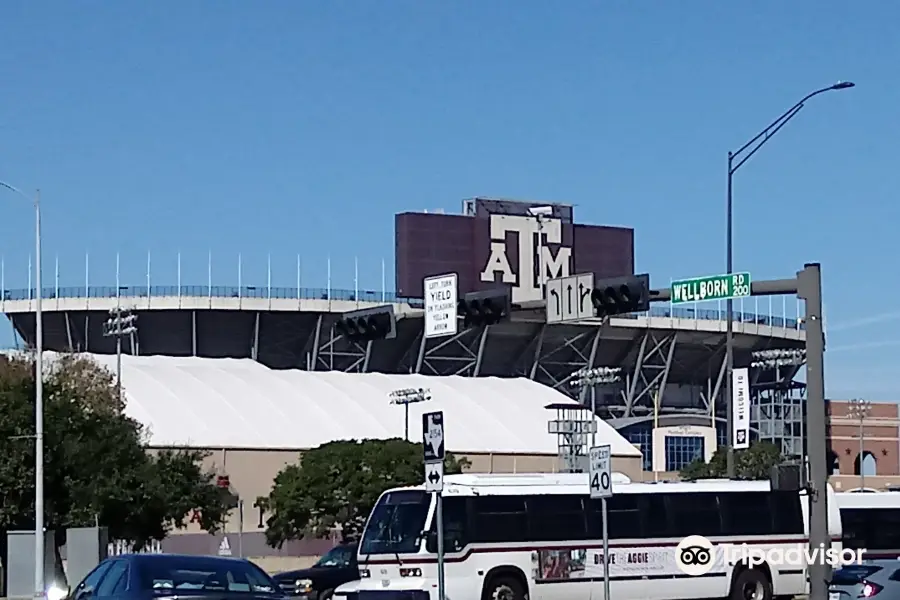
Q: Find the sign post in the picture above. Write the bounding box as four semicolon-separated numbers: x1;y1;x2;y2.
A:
589;445;613;600
424;274;459;338
670;272;752;305
423;411;446;600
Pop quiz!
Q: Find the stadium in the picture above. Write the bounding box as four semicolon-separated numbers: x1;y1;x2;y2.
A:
1;197;808;556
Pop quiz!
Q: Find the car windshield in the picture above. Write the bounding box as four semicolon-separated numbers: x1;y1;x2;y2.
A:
832;565;883;585
137;556;279;594
359;490;431;555
315;546;353;568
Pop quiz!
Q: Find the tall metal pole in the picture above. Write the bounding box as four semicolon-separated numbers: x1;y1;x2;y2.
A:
34;189;45;600
725;154;735;478
601;498;610;600
116;333;123;401
724;83;854;477
858;414;865;491
436;493;446;600
404;404;410;442
800;263;828;600
1;182;45;596
590;385;597;447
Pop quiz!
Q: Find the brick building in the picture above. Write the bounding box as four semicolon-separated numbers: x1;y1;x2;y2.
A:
827;399;900;491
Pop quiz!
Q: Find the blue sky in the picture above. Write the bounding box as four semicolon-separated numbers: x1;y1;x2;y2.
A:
0;1;896;398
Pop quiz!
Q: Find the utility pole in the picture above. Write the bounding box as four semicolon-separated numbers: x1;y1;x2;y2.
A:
389;387;432;441
103;307;137;401
1;181;45;598
848;399;872;491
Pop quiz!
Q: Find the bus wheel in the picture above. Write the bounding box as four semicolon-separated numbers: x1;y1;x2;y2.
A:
484;575;526;600
730;567;773;600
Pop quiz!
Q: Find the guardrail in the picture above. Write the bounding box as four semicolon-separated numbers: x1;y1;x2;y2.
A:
0;285;805;330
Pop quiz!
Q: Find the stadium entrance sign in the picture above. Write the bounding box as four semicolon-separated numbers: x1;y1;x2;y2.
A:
671;272;752;305
479;214;573;303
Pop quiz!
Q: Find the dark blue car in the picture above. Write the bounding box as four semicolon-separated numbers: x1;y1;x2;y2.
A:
68;554;287;600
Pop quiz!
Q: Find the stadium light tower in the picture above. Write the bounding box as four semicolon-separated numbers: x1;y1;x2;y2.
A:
103;307;138;402
725;81;854;478
847;398;873;491
569;367;623;446
389;387;432;441
1;181;45;600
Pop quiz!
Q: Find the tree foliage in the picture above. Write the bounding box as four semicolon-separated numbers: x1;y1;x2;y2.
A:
0;352;228;562
258;439;470;548
679;441;784;481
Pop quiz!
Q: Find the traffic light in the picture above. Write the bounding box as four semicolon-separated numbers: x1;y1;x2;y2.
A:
590;273;651;318
457;288;511;328
334;305;397;343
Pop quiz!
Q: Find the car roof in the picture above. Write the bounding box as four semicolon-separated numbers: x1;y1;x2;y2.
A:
117;553;253;564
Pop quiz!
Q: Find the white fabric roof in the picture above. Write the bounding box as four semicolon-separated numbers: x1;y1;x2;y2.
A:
43;352;640;457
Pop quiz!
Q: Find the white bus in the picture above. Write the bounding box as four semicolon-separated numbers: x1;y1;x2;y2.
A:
335;473;841;600
836;492;900;560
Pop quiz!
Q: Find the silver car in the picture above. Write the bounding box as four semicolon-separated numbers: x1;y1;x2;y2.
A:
830;561;900;599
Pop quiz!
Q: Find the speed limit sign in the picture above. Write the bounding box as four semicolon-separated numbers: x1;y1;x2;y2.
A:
589;445;613;499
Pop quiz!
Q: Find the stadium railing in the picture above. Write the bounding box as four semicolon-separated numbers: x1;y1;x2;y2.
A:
0;285;805;330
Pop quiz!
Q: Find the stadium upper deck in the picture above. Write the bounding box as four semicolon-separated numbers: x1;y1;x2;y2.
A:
2;281;806;422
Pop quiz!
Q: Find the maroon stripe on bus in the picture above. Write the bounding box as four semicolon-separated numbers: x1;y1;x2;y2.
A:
359;537;810;565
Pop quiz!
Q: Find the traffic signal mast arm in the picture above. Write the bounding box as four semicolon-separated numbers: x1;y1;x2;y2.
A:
514;275;802;314
649;276;800;302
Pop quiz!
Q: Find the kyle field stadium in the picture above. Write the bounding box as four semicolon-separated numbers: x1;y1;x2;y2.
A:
1;197;808;556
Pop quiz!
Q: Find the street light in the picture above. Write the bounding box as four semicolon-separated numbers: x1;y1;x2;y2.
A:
103;307;138;402
389;387;432;441
847;398;872;491
569;367;622;446
0;180;44;598
724;81;855;477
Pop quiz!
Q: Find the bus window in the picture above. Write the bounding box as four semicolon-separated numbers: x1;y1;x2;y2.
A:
359;491;431;555
722;491;776;535
527;495;587;542
667;492;722;538
640;494;670;538
770;491;804;534
471;496;528;543
426;497;469;553
586;494;641;539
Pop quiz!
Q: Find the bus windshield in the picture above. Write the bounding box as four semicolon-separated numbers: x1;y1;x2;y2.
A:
359;490;431;555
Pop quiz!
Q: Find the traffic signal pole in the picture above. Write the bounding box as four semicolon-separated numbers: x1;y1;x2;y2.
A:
650;264;828;600
530;264;827;600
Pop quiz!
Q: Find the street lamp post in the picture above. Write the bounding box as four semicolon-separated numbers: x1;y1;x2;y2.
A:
848;399;872;491
0;181;44;598
388;387;432;441
724;81;855;477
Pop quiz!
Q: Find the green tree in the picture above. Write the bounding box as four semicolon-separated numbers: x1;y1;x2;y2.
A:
0;353;229;567
258;439;470;548
679;441;784;481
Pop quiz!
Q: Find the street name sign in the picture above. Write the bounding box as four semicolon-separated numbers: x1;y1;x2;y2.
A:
424;273;459;338
546;272;594;324
589;445;613;499
422;411;445;464
671;272;751;305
